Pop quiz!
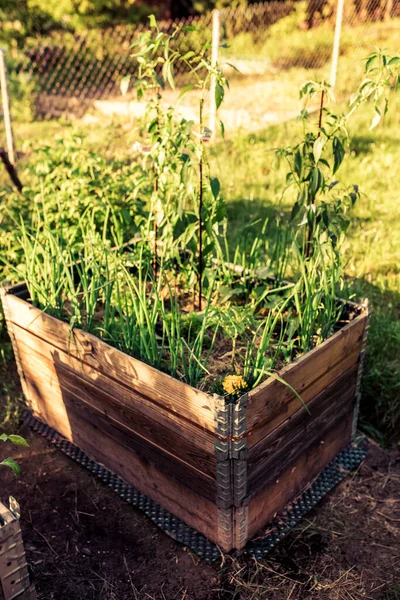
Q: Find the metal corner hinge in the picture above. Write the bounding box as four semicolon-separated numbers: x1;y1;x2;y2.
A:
214;393;248;509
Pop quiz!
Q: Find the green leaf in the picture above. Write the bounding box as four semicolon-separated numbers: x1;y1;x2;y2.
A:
210;177;220;200
178;84;194;99
365;54;378;72
148;14;157;28
226;62;240;73
313;136;324;163
294;150;302;178
332;137;345;174
290;201;301;221
309;167;321;196
1;458;21;476
220;120;225;139
215;82;224;110
7;435;29;447
388;56;400;66
370;107;381;130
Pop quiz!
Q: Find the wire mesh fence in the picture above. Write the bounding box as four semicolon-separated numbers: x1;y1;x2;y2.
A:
3;0;400;120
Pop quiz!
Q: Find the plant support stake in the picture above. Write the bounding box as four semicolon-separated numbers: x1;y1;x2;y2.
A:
330;0;344;89
209;9;220;138
198;98;204;311
0;47;16;166
305;84;325;259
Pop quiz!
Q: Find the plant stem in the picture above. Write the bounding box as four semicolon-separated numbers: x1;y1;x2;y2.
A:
153;169;158;278
198;98;204;311
305;84;325;259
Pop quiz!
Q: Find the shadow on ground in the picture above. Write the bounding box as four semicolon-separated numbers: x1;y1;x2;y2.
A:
0;433;399;600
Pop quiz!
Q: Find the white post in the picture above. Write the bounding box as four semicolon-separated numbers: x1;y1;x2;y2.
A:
0;47;16;165
330;0;345;90
209;9;220;138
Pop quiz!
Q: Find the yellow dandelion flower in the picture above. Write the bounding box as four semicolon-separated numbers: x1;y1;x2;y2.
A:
222;374;247;395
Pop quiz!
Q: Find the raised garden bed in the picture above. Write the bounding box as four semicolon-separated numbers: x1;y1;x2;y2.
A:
0;499;36;600
1;283;368;552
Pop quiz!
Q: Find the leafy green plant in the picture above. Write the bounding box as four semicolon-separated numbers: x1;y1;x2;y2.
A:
9;42;400;404
0;433;28;475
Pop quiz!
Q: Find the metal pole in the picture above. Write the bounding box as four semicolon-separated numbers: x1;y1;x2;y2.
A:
209;9;220;138
0;47;16;165
330;0;345;90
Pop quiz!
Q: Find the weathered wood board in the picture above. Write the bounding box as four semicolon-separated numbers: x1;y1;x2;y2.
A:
0;501;37;600
1;283;369;551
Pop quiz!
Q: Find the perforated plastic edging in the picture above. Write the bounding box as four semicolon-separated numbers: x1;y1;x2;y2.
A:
24;412;367;563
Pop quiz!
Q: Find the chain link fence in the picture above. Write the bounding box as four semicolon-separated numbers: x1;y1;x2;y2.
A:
3;0;400;122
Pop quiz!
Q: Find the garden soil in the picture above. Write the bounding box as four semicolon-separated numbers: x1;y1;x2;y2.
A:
0;410;399;599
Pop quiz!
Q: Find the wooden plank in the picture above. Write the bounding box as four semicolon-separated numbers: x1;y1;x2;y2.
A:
14;336;217;500
247;365;357;496
60;382;217;501
242;414;353;547
5;293;217;432
246;311;367;446
247;345;360;447
62;410;224;548
11;343;224;548
13;326;216;475
0;502;37;600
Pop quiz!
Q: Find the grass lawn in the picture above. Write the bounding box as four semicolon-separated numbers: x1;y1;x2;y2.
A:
1;89;399;447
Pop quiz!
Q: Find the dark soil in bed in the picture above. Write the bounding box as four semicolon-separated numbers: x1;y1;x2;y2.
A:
0;424;399;600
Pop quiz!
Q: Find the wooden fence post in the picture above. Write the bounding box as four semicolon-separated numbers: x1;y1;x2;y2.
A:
330;0;345;90
209;9;220;138
0;47;16;166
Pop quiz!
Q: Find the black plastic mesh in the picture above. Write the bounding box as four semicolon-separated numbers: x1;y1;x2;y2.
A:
24;412;367;563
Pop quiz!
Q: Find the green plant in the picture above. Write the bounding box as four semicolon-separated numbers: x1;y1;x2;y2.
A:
0;433;28;475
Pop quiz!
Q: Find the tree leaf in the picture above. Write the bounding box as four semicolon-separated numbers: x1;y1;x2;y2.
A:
365;54;378;72
388;56;400;66
215;81;224;110
210;177;220;200
1;458;21;476
290;201;301;221
369;107;381;130
332;137;345;174
313;136;324;163
294;150;302;178
178;84;194;99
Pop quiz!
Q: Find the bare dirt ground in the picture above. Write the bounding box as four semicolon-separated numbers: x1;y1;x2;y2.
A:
1;423;399;600
78;73;307;135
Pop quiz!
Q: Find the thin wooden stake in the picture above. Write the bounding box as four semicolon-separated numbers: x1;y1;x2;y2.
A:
209;9;220;139
330;0;344;90
198;98;204;312
0;47;16;166
153;171;158;278
0;147;23;192
305;85;325;259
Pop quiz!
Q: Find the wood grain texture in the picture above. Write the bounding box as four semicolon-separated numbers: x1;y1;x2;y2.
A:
247;365;358;496
5;293;217;432
11;337;223;548
243;415;353;548
13;333;217;499
3;288;366;552
13;325;216;476
246;311;367;447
